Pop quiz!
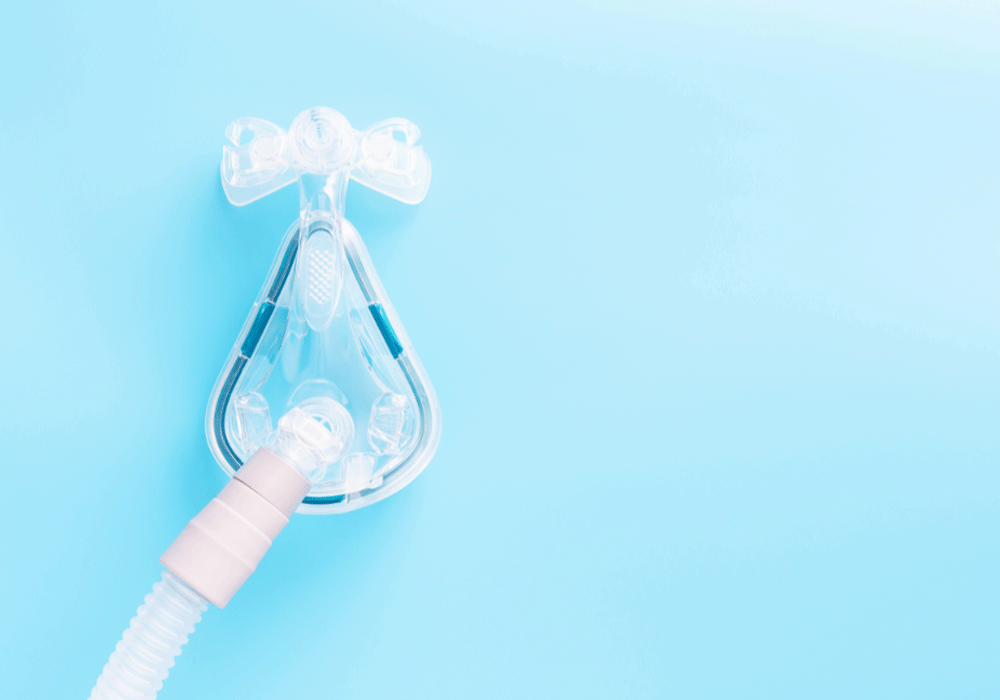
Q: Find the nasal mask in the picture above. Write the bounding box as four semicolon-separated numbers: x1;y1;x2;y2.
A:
88;107;440;700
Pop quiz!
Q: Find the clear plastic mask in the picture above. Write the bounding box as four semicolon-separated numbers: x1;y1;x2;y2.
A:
206;107;441;514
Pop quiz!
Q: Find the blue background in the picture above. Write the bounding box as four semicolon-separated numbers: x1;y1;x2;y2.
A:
1;1;998;698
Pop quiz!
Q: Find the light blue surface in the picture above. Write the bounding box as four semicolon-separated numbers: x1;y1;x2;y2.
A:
1;2;998;698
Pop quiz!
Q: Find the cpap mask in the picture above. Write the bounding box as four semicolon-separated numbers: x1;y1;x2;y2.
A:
88;107;440;700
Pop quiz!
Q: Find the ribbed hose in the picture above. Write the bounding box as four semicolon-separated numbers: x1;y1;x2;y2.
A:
89;570;209;700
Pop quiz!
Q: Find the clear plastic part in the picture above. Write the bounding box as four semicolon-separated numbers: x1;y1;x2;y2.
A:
89;571;208;700
210;107;441;514
221;108;431;206
269;396;354;483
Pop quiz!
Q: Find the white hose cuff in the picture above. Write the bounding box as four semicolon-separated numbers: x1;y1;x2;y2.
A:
160;447;310;608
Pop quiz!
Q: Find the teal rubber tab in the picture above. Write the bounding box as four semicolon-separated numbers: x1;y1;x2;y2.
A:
369;303;403;358
241;302;275;356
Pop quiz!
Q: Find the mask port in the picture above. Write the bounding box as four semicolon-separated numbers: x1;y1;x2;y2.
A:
268;397;354;483
231;392;272;457
368;393;415;455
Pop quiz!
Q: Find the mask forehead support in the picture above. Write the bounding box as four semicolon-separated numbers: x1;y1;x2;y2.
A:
220;108;432;208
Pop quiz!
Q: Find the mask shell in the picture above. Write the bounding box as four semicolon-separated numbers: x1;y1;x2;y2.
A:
206;218;441;514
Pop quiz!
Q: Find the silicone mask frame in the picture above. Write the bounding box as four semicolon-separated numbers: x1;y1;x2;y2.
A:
207;108;440;515
205;218;440;514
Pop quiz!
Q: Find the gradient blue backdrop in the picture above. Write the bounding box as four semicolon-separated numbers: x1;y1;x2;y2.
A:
0;2;998;698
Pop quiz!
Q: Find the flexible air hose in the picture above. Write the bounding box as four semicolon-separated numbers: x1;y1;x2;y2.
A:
87;448;314;699
88;571;208;700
